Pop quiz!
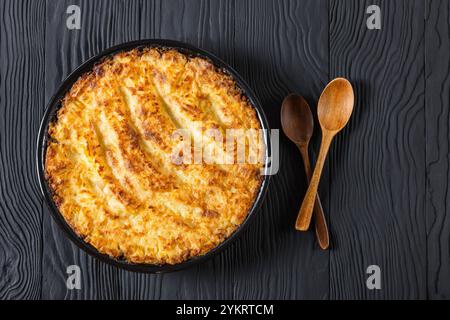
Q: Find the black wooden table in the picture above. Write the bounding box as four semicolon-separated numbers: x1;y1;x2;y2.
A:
1;0;449;300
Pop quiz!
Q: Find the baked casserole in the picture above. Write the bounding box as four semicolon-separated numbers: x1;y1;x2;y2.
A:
45;48;265;265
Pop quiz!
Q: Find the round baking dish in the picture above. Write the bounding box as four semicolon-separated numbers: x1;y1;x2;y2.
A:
36;39;271;273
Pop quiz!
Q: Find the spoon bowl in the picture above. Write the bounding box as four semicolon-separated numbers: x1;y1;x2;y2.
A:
318;78;354;132
281;94;314;146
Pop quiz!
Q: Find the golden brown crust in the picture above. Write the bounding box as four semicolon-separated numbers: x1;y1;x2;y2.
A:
45;48;264;265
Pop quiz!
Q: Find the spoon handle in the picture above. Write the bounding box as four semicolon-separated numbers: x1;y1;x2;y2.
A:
296;133;333;231
297;145;329;249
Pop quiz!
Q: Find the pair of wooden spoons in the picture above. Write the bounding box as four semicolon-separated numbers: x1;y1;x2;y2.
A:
281;78;355;249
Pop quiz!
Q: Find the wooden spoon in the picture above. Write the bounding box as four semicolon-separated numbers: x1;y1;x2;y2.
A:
281;94;330;249
296;78;355;231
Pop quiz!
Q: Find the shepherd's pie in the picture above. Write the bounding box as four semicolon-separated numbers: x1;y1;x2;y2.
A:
45;48;264;264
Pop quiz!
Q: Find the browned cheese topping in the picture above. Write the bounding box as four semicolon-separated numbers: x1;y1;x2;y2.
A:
45;48;264;264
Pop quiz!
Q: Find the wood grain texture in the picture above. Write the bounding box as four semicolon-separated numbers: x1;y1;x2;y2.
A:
2;0;450;300
329;0;426;299
0;0;45;299
43;0;141;299
230;0;330;299
425;0;450;300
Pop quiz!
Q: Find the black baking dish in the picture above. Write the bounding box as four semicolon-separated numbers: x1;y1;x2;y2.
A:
36;39;271;273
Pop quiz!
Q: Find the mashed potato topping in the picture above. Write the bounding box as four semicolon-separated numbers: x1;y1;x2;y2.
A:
45;48;264;264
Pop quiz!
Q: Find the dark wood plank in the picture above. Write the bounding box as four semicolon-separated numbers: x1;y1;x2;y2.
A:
43;0;141;300
227;0;330;300
329;0;426;299
425;0;450;300
0;0;46;299
4;0;449;300
138;0;330;300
